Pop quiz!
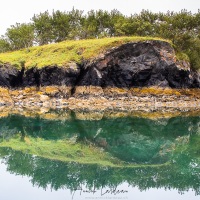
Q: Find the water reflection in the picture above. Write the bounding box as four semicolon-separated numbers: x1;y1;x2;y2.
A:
0;111;200;196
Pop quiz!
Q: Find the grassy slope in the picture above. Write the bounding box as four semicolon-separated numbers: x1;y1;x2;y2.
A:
0;36;170;69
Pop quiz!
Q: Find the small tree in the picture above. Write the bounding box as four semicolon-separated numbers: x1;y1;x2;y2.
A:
32;11;54;45
52;10;70;42
5;23;34;50
82;10;99;38
68;7;84;39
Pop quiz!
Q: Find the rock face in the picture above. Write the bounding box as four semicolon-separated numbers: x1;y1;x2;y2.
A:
78;40;200;88
0;64;24;87
23;64;81;87
0;40;199;89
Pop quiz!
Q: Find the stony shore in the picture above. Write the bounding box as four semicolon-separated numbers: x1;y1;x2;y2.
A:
0;86;200;119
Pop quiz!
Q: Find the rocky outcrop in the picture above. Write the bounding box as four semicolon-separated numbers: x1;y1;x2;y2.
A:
0;40;199;89
78;40;200;88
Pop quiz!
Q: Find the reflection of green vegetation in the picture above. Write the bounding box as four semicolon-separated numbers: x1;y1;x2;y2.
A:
0;113;200;195
1;114;199;165
0;144;199;195
0;133;174;167
188;134;200;158
0;134;124;167
172;134;200;164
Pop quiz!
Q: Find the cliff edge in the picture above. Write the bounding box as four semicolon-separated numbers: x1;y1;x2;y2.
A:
0;40;199;91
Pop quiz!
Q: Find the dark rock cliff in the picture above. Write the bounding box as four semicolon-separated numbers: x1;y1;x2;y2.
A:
79;40;200;88
0;40;199;89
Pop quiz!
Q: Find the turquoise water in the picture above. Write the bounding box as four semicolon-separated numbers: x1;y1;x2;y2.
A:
0;111;200;200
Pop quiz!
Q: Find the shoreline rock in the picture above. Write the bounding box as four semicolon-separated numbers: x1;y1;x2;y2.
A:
0;86;199;114
0;102;200;121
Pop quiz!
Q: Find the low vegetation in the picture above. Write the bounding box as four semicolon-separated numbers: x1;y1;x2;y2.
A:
0;36;169;69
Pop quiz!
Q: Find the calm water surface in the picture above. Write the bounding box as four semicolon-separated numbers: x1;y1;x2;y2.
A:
0;110;200;200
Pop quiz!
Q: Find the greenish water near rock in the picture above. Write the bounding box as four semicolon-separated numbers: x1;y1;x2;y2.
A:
0;111;200;199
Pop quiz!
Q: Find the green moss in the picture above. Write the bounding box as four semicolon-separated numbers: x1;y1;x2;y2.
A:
176;52;190;63
0;36;170;69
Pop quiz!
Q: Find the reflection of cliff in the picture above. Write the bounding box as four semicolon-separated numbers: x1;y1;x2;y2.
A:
0;114;199;164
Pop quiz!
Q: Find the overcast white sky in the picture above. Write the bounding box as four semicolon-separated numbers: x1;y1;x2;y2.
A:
0;0;199;35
